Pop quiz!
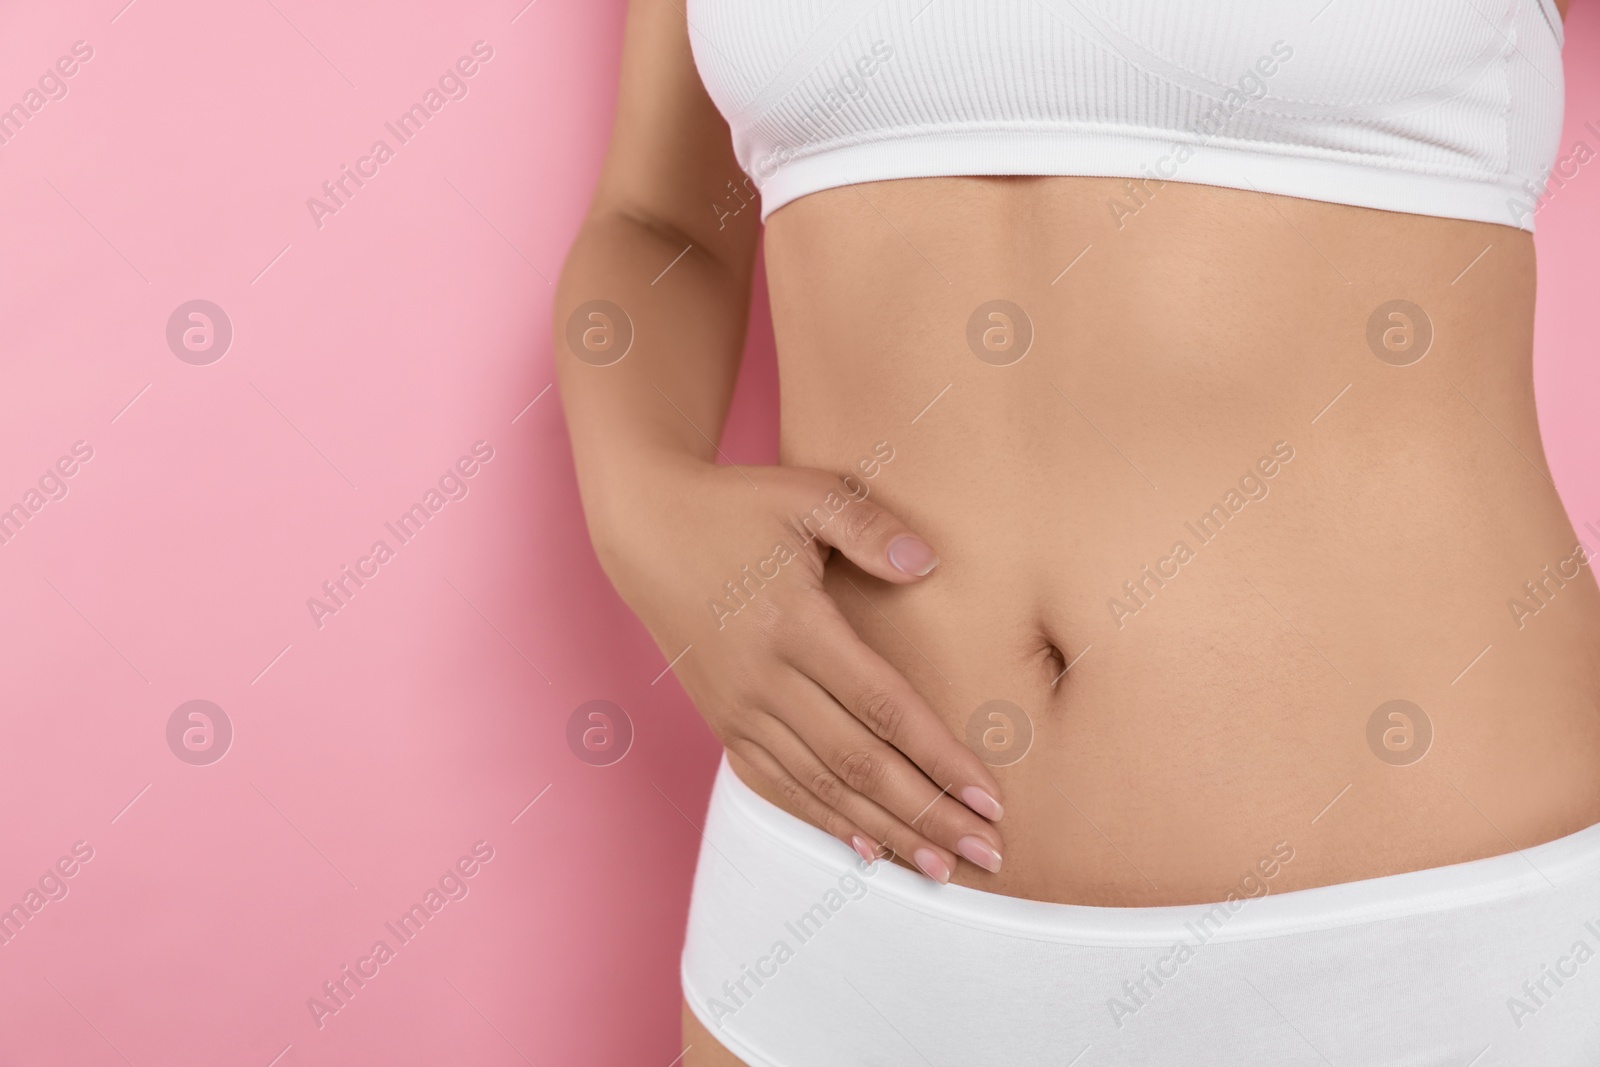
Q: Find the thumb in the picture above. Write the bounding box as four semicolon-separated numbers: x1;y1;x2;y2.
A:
786;473;939;584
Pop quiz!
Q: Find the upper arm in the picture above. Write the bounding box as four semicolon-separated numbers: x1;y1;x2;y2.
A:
591;0;760;277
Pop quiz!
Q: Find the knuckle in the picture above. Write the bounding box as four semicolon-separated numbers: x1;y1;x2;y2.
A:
723;735;761;762
782;476;834;524
808;767;847;809
835;498;886;544
741;594;788;644
722;681;767;726
814;802;850;842
855;685;904;741
916;748;962;792
774;768;813;811
788;543;829;584
782;599;829;649
837;748;884;795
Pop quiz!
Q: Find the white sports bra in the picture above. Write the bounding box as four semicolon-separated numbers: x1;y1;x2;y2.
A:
687;0;1565;230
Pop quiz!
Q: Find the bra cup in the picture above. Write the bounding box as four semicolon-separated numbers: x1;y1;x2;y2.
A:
1074;0;1521;114
686;0;1563;227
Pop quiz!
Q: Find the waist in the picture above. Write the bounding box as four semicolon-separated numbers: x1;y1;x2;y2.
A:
754;179;1600;904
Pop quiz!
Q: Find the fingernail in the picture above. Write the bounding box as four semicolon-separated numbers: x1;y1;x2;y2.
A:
851;835;877;865
956;836;1003;874
887;536;939;576
913;848;951;884
960;786;1004;821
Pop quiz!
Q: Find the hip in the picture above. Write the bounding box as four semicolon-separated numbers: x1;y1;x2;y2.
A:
686;751;1600;1066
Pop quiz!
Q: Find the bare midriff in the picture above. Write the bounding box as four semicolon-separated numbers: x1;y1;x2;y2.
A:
737;174;1600;907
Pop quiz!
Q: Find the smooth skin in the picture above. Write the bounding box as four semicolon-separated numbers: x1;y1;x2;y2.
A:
554;2;1590;1065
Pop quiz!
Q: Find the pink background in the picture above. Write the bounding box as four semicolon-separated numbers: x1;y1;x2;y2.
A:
0;2;1596;1064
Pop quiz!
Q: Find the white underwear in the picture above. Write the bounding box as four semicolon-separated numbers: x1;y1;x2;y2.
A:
682;754;1600;1066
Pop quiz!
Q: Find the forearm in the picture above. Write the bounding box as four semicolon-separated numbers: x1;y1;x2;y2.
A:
553;208;755;554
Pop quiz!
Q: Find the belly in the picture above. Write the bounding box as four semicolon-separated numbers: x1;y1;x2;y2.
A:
758;175;1600;906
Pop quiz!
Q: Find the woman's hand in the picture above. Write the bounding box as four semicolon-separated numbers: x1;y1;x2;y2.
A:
593;456;1005;882
547;0;999;881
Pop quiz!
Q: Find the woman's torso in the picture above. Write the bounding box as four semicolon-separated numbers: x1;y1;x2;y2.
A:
742;174;1600;906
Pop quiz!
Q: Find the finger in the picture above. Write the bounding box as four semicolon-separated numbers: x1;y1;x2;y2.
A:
769;672;1004;878
724;737;880;867
788;601;1006;823
752;712;967;882
783;471;939;584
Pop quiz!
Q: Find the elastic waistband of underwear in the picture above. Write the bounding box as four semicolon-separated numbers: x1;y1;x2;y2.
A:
711;753;1600;947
